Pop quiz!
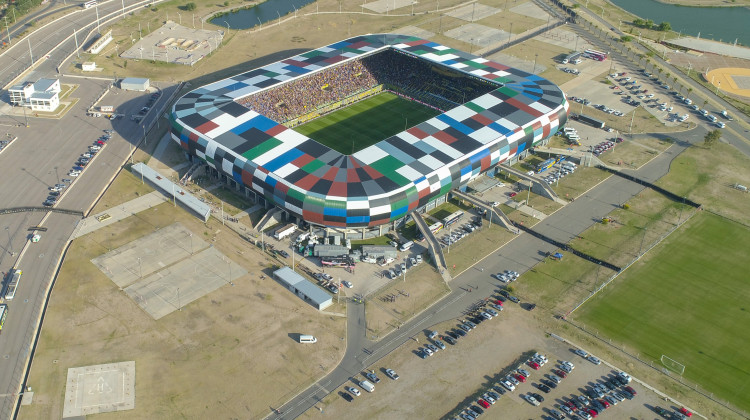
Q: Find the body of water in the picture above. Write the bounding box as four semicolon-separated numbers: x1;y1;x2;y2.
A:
610;0;750;46
210;0;316;30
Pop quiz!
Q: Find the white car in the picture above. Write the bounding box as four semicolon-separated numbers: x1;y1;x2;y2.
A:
68;171;80;177
342;281;353;288
574;349;588;357
346;386;361;397
716;121;726;128
561;360;575;370
587;355;602;365
500;379;515;391
385;369;399;380
618;371;632;383
525;394;540;406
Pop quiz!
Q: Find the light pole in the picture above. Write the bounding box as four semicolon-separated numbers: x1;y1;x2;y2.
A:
532;53;538;74
177;287;182;311
137;257;142;278
27;37;33;66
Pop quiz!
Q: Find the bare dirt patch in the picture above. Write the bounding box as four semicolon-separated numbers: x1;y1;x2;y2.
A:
20;202;345;419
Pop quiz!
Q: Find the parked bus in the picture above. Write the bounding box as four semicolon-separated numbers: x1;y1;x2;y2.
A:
575;113;605;129
561;51;581;64
442;211;464;228
428;222;443;235
4;269;21;301
83;0;97;8
584;49;607;61
536;158;556;173
0;304;7;333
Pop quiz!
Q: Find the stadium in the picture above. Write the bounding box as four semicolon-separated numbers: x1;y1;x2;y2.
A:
170;34;569;234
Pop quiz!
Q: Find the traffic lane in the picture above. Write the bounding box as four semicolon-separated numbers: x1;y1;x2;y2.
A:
0;0;146;86
0;212;79;396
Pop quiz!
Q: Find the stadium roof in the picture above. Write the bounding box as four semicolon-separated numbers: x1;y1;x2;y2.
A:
171;34;568;228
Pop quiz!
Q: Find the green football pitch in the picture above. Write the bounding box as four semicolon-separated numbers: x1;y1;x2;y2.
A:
575;212;750;412
294;92;442;155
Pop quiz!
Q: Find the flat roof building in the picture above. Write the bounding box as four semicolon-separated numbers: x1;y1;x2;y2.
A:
120;77;150;91
273;266;332;310
8;78;61;111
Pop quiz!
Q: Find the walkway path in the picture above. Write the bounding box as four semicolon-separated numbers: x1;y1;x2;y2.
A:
71;191;167;239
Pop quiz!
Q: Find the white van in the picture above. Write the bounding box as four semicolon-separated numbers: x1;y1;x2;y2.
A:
563;127;576;134
399;241;414;252
299;335;317;343
359;380;375;392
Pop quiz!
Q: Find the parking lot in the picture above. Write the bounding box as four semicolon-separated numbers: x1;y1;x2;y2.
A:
302;289;686;420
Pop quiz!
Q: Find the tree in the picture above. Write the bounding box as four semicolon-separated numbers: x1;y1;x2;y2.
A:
704;129;721;147
687;87;693;99
620;35;633;43
633;18;644;27
644;19;654;29
185;2;196;10
658;21;672;32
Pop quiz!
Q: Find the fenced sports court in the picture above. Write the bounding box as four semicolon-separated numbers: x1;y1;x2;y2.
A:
91;223;246;319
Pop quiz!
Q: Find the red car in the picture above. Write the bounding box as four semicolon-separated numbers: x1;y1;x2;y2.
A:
478;399;490;409
514;374;526;383
554;369;567;378
599;399;610;409
494;300;503;306
588;408;598;418
528;361;540;370
96;140;105;145
679;408;692;417
624;386;637;396
565;400;577;411
508;192;518;198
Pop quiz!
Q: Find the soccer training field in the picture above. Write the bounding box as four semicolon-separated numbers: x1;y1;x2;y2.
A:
575;212;750;412
294;92;441;155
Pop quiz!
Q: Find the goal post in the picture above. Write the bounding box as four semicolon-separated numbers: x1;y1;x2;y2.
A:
661;355;685;376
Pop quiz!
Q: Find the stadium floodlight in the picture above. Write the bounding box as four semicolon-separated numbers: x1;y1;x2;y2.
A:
660;354;685;376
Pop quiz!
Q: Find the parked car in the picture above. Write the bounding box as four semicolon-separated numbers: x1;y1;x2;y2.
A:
587;355;602;365
346;386;360;397
364;372;380;384
574;349;588;357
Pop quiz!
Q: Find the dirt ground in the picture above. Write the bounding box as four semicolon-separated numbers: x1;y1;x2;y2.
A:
299;305;685;420
19;202;346;420
365;263;449;338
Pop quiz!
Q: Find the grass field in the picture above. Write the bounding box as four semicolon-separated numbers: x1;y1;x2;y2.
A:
294;92;441;155
574;212;750;412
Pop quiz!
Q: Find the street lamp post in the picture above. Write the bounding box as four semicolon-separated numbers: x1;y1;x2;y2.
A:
137;257;143;278
532;53;538;74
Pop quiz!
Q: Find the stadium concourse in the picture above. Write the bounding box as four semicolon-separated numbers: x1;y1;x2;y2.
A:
170;34;569;233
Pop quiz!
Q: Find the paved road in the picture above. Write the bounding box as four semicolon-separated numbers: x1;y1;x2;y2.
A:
0;77;174;418
272;122;705;418
0;0;158;90
569;3;750;154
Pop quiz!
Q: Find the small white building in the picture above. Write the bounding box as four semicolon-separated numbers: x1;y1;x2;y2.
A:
82;62;97;71
8;78;61;112
120;77;150;91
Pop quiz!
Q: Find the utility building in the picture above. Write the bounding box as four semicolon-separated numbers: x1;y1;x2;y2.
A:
273;267;332;310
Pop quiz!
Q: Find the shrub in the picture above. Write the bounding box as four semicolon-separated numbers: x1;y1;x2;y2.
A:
185;2;196;10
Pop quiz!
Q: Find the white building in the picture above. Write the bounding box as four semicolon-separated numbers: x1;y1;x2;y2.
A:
8;78;61;112
82;62;97;71
120;77;150;91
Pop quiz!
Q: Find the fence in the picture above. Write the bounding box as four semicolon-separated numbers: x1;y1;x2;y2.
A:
562;317;749;419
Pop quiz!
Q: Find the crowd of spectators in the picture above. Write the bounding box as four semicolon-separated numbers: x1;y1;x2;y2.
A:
236;49;499;124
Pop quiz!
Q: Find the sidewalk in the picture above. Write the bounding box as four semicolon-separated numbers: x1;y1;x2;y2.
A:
504;200;548;220
71;191;168;239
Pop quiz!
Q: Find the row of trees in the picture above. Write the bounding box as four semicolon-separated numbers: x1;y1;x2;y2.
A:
632;18;671;32
1;0;45;22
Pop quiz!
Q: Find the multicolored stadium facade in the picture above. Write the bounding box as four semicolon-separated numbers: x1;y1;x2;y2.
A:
170;34;569;230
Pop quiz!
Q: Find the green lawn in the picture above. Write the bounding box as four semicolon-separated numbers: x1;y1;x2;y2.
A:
575;212;750;412
294;92;441;155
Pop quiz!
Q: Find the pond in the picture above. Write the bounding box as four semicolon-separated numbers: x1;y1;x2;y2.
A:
611;0;750;46
210;0;317;30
